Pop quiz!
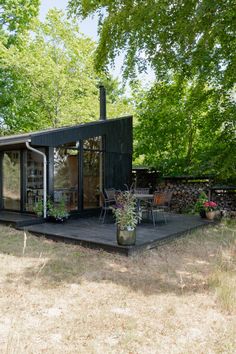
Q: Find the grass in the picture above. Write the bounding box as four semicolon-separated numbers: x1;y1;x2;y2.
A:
208;220;236;314
0;220;235;353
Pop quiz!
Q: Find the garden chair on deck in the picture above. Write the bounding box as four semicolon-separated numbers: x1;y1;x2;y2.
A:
99;191;116;223
133;188;151;221
104;188;117;202
149;191;173;226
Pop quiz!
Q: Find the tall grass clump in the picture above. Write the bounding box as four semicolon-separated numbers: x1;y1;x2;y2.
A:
208;221;236;313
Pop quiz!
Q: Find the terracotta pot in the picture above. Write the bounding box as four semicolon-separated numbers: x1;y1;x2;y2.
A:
117;226;136;245
206;211;216;220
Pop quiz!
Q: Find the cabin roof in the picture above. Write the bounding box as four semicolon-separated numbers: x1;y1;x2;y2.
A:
0;116;132;149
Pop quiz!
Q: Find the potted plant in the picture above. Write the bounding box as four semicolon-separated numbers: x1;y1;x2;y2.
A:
47;198;69;223
112;191;140;245
32;199;44;217
203;201;218;220
194;191;208;218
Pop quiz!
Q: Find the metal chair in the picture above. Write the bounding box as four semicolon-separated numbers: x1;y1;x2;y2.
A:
149;191;173;226
104;188;116;202
99;191;116;223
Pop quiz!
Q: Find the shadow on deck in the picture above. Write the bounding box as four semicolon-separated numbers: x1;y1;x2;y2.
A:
21;213;213;256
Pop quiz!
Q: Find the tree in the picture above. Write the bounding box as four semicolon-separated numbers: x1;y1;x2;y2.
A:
135;78;236;180
0;9;131;133
0;0;40;45
68;0;236;89
68;0;236;181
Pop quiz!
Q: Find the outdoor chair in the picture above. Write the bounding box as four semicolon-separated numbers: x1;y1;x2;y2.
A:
104;188;117;202
99;191;116;223
134;188;150;194
148;191;173;226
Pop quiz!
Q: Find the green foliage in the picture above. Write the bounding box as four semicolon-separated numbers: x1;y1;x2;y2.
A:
68;0;236;181
0;10;98;132
47;198;69;221
68;0;236;90
134;78;236;180
0;9;131;133
33;197;69;220
0;0;40;45
194;192;208;213
32;199;44;217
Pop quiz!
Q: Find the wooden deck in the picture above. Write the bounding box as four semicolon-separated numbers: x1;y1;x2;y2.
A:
22;213;213;256
0;211;43;227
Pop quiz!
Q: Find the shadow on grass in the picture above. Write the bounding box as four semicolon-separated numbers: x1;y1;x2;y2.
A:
1;221;235;296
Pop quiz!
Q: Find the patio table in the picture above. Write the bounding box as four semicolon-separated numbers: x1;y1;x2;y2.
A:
133;194;154;221
134;194;166;227
133;194;154;201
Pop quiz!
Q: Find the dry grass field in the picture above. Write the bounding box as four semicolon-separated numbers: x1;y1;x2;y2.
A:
0;220;235;354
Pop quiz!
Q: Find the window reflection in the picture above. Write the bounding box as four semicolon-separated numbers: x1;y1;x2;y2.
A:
3;151;21;210
83;136;102;151
83;136;103;209
54;148;78;211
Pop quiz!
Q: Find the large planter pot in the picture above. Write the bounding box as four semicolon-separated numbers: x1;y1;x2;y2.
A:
117;226;136;246
206;211;216;220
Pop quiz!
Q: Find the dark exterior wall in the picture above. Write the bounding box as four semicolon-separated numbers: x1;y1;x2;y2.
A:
31;116;133;192
31;117;132;154
104;152;132;190
104;117;132;190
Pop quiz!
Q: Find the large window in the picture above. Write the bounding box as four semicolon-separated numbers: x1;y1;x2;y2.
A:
53;137;104;211
2;151;21;210
83;137;103;209
54;146;78;211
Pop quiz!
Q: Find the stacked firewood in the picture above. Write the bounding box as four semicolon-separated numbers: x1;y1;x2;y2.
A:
155;181;236;214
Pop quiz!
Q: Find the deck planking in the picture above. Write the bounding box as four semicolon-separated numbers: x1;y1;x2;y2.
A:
22;213;213;256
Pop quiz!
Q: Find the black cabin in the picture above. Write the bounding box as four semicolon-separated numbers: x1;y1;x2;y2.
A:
0;116;132;216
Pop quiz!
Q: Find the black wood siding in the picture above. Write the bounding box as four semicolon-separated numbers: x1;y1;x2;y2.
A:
31;117;133;191
31;117;132;154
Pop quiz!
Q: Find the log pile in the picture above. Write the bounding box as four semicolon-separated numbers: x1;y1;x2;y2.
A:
211;191;236;212
155;181;236;214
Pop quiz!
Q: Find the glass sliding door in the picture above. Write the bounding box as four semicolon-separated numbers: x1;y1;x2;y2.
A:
2;151;21;210
54;147;78;212
83;137;103;209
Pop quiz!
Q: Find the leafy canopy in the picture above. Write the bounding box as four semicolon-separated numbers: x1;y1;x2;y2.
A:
68;0;236;88
68;0;236;181
0;0;40;44
134;78;236;180
0;9;131;133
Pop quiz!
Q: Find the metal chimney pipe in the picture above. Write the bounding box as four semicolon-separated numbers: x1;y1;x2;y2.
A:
99;85;107;120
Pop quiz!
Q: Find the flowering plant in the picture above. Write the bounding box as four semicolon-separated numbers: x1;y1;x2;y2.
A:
203;201;218;212
194;191;208;213
112;191;140;230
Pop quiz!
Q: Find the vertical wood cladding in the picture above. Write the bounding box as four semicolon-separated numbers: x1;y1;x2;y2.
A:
30;116;133;191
